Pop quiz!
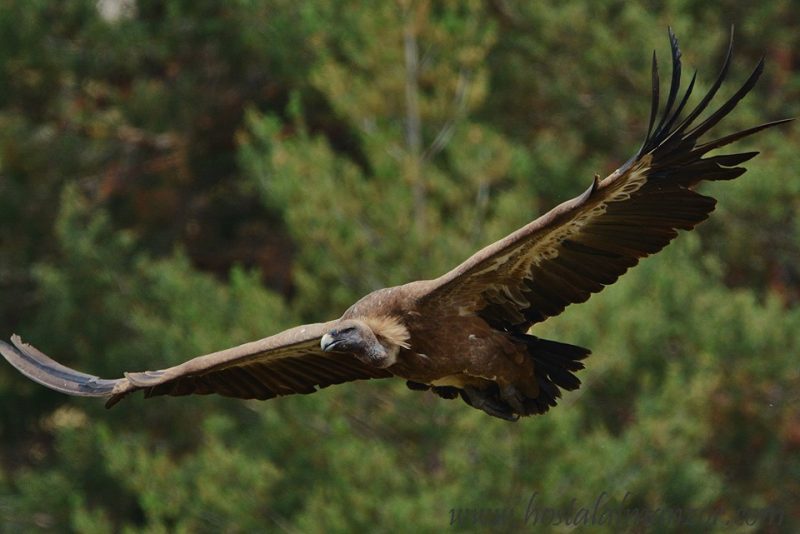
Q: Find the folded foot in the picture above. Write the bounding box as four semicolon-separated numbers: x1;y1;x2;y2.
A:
500;384;527;415
461;386;519;422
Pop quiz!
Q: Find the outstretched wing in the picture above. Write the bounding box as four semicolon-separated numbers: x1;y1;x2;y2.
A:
0;322;392;407
421;29;790;332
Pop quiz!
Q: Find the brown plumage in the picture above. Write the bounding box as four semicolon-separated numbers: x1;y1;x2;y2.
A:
1;30;791;421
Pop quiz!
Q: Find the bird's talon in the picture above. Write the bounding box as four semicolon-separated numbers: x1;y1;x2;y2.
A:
461;387;519;421
500;384;527;414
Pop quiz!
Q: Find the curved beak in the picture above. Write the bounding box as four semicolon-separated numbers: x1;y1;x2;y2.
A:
320;333;336;352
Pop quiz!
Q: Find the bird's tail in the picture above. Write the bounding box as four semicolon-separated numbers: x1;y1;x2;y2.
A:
515;333;590;414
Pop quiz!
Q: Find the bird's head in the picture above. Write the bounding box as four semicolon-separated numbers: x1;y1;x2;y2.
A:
320;319;397;368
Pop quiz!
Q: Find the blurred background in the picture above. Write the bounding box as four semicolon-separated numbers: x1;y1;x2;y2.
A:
1;0;798;532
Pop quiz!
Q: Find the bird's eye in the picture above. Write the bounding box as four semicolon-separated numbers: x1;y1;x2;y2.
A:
339;326;356;335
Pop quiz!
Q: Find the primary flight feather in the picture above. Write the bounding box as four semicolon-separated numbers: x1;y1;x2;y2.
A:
1;30;791;421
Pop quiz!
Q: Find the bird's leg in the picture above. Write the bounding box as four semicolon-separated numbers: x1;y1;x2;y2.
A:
499;384;527;415
405;380;430;391
461;386;519;422
406;381;461;400
431;385;460;399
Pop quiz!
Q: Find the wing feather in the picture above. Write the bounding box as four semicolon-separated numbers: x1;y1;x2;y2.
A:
420;30;791;332
0;321;392;408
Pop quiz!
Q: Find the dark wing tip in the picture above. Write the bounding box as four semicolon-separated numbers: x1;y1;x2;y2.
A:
639;30;684;156
641;49;660;150
635;27;790;181
1;335;120;397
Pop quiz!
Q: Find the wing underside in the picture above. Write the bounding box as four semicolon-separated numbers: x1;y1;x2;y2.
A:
421;29;790;332
0;322;392;407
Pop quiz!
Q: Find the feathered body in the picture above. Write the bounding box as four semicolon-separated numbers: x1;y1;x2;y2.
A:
1;30;791;420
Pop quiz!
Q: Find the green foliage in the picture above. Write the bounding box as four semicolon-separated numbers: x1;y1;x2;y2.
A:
1;1;799;532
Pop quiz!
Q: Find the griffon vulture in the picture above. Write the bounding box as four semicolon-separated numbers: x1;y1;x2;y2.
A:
1;31;791;421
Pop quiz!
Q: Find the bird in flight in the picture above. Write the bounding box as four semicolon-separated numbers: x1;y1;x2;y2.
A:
1;30;790;421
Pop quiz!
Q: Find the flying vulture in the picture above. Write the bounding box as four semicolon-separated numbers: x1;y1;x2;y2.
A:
1;31;791;421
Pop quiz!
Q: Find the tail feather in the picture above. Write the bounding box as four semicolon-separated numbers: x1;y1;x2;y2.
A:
515;333;591;415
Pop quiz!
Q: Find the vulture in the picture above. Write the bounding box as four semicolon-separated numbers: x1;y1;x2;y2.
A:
1;31;791;421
